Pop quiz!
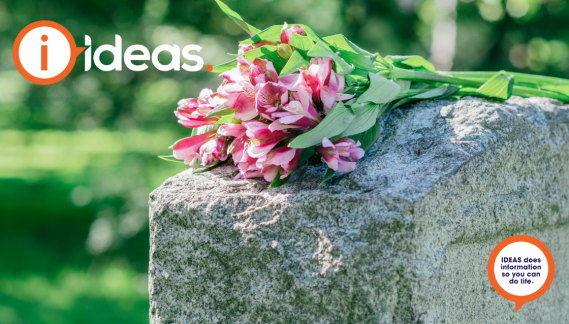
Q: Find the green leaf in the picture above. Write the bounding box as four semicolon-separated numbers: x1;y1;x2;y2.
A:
241;46;266;61
215;0;261;36
279;50;309;77
345;68;370;86
289;102;355;148
394;80;411;91
375;55;392;69
298;147;315;165
319;168;336;187
288;33;315;56
541;85;569;97
296;24;327;44
191;124;219;136
387;55;435;72
340;103;384;137
411;85;454;99
350;120;382;151
158;155;184;163
390;86;459;110
357;73;401;104
215;113;241;124
307;42;354;75
339;50;376;72
211;59;237;73
322;34;373;56
242;45;288;72
476;72;514;100
240;25;282;44
269;170;290;188
206;102;233;117
401;56;435;72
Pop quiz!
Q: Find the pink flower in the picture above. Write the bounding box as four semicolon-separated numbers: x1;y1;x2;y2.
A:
238;44;255;54
217;57;280;122
256;82;288;120
280;23;306;44
295;58;354;113
228;135;249;163
261;146;302;182
271;86;321;130
176;89;224;128
316;137;365;172
228;136;265;179
249;58;279;85
227;91;257;121
217;123;246;138
171;130;217;166
199;136;229;166
243;120;291;158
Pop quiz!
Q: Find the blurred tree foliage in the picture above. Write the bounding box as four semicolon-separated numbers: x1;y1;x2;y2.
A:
0;0;567;322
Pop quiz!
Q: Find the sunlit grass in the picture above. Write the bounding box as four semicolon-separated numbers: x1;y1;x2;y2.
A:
0;129;185;185
0;264;149;324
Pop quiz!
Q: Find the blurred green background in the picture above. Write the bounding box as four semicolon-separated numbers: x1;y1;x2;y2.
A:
0;0;567;323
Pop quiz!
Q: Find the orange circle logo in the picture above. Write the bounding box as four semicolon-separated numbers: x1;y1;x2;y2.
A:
487;235;555;312
13;21;85;85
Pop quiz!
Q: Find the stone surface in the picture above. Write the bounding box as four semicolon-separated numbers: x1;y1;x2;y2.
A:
149;97;569;324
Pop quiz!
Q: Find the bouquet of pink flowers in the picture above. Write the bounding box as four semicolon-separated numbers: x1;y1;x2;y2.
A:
161;0;569;187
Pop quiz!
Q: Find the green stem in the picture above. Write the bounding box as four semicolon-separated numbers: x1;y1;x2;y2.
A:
388;68;484;88
440;71;569;86
385;68;569;101
512;86;569;101
457;87;569;101
393;89;429;100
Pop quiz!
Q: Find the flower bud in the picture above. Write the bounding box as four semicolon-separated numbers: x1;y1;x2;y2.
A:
277;43;294;60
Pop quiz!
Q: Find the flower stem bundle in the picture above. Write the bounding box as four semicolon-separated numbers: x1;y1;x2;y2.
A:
160;0;569;188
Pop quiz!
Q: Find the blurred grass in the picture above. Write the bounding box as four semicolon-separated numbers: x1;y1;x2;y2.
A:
1;0;568;322
0;129;184;324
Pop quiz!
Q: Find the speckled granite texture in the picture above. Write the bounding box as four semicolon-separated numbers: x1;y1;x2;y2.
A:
149;97;569;324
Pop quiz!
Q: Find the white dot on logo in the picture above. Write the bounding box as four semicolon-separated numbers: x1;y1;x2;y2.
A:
18;26;71;79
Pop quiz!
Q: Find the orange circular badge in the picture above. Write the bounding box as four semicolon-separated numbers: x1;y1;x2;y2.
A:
487;235;555;312
13;21;85;85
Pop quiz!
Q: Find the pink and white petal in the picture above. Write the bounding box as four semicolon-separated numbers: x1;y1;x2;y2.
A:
243;120;270;138
267;147;296;166
178;116;219;128
296;86;312;110
247;143;276;158
321;137;335;148
172;147;194;161
350;147;365;160
335;93;355;101
282;101;305;115
242;170;264;179
279;74;300;91
236;55;251;67
328;71;338;93
171;131;215;151
280;90;288;105
235;96;258;121
281;149;302;172
217;123;247;138
337;160;357;172
269;121;302;132
336;73;346;92
323;157;339;171
262;165;279;182
265;62;279;82
277;115;305;124
320;85;337;109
